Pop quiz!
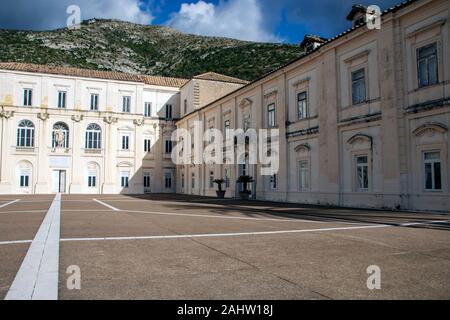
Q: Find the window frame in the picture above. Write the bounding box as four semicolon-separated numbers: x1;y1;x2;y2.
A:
417;42;439;88
17;120;35;148
165;104;173;120
144;138;152;153
144;173;151;190
165;140;173;154
351;68;367;105
144;102;152;118
355;154;370;192
298;159;310;191
267;103;276;128
297;91;308;120
88;175;97;188
165;172;172;189
23;88;33;107
57;91;67;109
20;175;30;188
122;96;131;113
423;150;442;191
90;93;99;111
120;171;130;188
85;124;102;150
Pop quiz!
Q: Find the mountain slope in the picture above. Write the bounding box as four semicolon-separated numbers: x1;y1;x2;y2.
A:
0;19;304;81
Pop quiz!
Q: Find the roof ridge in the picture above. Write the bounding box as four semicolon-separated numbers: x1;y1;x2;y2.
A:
0;62;189;88
193;71;249;84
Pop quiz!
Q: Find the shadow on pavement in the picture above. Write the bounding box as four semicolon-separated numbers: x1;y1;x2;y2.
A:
121;194;450;231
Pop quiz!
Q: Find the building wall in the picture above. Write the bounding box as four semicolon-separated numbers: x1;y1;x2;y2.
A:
0;71;179;195
175;0;450;212
180;79;245;117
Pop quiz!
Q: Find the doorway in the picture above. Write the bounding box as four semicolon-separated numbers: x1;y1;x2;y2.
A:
52;170;67;193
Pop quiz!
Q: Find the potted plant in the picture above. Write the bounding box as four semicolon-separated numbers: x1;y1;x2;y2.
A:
213;179;226;199
237;175;254;200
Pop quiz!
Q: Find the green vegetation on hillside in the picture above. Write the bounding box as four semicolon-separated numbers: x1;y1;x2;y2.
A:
0;19;304;81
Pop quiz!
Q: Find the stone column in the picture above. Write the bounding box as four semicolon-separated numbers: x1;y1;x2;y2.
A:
35;111;50;193
102;115;118;194
133;118;145;194
0;110;14;192
69;114;84;193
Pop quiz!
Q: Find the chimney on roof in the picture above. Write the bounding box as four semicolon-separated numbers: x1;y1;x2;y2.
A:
346;4;368;27
300;35;327;52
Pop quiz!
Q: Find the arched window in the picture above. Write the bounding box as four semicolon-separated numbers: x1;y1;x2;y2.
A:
85;124;102;149
52;122;69;148
17;120;35;147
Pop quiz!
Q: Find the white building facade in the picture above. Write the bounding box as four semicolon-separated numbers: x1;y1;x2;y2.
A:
0;65;185;195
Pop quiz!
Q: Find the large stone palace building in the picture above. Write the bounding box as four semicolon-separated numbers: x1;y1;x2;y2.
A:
0;0;449;211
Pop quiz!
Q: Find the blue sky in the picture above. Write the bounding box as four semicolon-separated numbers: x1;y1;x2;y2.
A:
0;0;402;44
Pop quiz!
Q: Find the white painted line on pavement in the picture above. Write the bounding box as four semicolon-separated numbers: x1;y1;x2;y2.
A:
0;240;33;245
61;224;390;242
0;199;20;209
0;210;47;214
5;193;61;300
93;199;120;211
59;219;450;243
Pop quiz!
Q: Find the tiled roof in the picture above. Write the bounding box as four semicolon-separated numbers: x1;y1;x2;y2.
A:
0;63;189;88
138;75;189;88
193;72;249;85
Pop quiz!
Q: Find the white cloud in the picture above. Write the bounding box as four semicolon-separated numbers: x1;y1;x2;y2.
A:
167;0;280;43
82;0;154;25
0;0;153;30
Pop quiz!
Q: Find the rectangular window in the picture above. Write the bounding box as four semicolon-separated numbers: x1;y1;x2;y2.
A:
23;89;32;106
121;172;130;188
191;173;195;189
144;102;152;118
90;94;99;111
184;99;188;114
351;68;366;105
417;43;438;88
297;91;308;120
299;160;309;190
267;103;276;128
20;175;30;187
144;138;151;152
121;135;130;150
181;174;185;189
57;91;67;109
225;168;230;188
144;173;151;189
424;151;442;191
166;104;173;120
244;116;251;131
165;172;172;189
356;155;369;191
122;96;131;113
209;172;214;188
224;120;231;140
165;140;173;154
88;176;96;188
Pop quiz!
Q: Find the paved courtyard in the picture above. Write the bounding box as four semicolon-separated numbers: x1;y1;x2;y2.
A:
0;194;449;300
